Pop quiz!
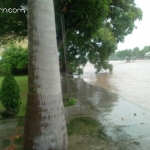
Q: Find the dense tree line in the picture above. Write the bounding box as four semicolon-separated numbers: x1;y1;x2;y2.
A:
109;46;150;60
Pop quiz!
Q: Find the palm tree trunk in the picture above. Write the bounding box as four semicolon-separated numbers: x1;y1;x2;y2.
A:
24;0;68;149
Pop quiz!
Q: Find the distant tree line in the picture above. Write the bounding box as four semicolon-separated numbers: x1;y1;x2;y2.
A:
109;46;150;60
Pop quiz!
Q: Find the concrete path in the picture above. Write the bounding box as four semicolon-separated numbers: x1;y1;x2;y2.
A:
0;118;24;150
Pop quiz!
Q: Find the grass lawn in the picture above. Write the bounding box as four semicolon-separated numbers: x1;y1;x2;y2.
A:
0;75;28;116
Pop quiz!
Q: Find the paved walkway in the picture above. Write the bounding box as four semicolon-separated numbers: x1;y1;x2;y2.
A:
0;118;24;150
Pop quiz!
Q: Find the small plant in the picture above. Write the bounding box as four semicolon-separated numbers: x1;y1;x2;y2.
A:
63;94;76;106
0;71;21;118
66;98;76;106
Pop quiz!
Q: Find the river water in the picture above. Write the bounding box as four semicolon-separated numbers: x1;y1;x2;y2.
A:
82;60;150;110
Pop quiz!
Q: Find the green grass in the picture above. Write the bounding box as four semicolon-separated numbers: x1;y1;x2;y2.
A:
0;76;28;116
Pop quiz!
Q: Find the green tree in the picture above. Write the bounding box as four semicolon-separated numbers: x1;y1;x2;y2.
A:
117;49;132;60
135;46;150;58
132;47;140;57
53;0;142;73
0;0;27;44
23;0;68;149
0;71;21;117
0;44;28;74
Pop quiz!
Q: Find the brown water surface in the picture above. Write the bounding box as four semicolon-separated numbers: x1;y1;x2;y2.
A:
83;60;150;109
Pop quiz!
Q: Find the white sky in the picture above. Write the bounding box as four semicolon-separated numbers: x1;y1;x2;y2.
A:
117;0;150;50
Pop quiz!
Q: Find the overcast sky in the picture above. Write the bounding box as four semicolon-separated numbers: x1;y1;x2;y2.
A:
117;0;150;51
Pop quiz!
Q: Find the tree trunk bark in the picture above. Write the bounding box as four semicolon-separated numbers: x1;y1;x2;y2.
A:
24;0;68;149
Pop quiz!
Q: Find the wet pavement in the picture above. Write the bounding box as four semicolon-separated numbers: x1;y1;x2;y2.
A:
0;75;150;149
0;118;24;150
64;76;150;150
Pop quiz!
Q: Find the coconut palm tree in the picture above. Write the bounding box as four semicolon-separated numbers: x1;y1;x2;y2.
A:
23;0;68;149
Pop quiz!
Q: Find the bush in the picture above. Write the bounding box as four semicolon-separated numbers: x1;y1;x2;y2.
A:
0;72;21;118
67;98;76;106
63;96;76;107
0;44;28;75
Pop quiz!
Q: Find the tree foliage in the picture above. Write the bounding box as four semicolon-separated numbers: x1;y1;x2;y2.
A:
0;71;21;117
0;44;28;74
0;0;27;44
0;0;143;73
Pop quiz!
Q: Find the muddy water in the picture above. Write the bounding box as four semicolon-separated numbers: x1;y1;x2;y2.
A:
83;60;150;110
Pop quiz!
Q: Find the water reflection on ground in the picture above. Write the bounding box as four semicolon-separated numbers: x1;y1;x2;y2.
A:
83;60;150;110
62;77;145;149
79;60;150;149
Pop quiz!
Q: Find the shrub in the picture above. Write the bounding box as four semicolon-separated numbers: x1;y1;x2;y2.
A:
63;96;76;107
0;44;28;75
0;71;21;118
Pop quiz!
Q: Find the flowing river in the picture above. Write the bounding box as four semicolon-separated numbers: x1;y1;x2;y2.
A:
82;60;150;110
